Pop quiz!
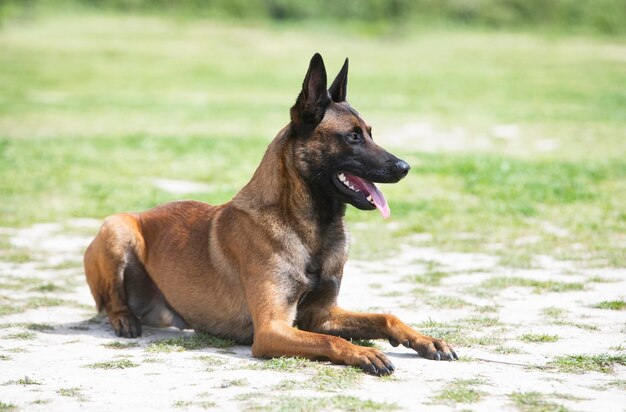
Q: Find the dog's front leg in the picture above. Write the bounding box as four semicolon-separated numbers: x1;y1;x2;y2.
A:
301;307;458;361
246;287;395;375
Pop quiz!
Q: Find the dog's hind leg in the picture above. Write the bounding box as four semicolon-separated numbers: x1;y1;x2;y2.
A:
84;214;145;338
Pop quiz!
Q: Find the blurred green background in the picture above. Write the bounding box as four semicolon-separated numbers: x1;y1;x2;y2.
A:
0;0;624;266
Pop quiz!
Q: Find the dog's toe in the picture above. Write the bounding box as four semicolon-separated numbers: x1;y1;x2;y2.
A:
111;312;141;338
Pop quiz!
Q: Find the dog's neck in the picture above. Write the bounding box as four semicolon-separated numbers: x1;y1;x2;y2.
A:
233;126;346;237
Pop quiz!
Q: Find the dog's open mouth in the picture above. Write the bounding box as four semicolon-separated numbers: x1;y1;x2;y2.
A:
335;172;390;218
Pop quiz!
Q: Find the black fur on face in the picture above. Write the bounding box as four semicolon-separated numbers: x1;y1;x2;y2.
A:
291;54;410;213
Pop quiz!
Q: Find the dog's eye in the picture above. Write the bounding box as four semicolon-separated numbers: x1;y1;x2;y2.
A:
346;132;362;144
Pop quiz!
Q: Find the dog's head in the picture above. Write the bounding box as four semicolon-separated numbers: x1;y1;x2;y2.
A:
290;53;410;218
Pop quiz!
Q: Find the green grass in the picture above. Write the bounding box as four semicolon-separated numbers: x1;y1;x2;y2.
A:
173;400;216;409
308;366;362;391
103;341;140;349
549;354;626;374
520;334;560;343
86;359;139;369
417;325;501;348
433;378;486;405
0;402;17;412
478;277;585;293
25;323;54;331
0;13;624;264
541;307;568;319
7;332;36;340
510;392;569;412
250;395;397;411
3;376;41;385
146;332;235;353
410;271;450;286
593;300;626;310
426;295;471;309
250;356;314;371
57;387;87;401
219;378;248;388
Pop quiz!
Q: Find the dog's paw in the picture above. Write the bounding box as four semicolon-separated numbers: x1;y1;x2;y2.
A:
352;347;395;376
110;311;142;338
400;336;458;361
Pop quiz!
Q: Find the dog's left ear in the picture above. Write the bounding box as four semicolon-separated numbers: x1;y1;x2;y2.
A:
329;58;348;102
291;53;330;129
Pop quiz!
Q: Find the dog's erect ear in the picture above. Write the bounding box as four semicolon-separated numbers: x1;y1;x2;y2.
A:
329;58;348;102
290;53;330;129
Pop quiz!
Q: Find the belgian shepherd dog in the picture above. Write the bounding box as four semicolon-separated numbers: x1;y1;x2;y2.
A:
84;53;457;376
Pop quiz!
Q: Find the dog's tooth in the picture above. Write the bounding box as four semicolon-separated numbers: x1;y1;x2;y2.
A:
338;173;346;182
367;195;373;202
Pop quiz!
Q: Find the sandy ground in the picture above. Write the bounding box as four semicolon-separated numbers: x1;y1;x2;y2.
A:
0;220;625;411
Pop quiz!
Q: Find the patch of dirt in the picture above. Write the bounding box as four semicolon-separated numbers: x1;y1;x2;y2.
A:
1;222;625;411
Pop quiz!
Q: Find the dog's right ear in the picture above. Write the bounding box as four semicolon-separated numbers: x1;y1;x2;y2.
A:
290;53;330;130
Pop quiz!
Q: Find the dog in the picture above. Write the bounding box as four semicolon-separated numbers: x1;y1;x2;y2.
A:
84;53;457;375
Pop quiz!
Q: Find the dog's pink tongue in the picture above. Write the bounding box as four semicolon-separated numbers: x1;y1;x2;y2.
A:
348;175;391;219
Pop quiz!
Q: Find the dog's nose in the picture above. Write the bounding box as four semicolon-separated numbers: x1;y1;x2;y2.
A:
394;160;410;179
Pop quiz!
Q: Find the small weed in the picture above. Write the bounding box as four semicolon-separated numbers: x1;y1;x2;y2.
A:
588;276;617;283
25;297;67;309
551;392;587;401
520;334;559;343
172;401;217;409
427;295;470;309
494;346;524;354
103;341;140;350
25;323;54;331
480;277;584;293
541;307;567;319
460;316;500;327
593;300;625;310
509;391;569;412
234;392;257;401
549;354;626;374
31;399;51;405
250;395;397;411
419;326;500;347
476;305;499;313
411;271;450;286
219;378;248;388
433;378;486;404
0;402;18;411
380;291;403;297
7;332;36;340
0;355;11;361
552;320;598;331
607;380;626;390
86;359;139;370
250;356;314;371
309;366;362;391
142;357;165;364
3;376;41;385
58;387;87;401
31;283;64;292
147;332;234;353
195;354;228;371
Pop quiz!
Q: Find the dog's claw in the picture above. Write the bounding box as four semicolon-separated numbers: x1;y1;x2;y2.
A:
434;351;442;361
402;340;410;348
111;312;141;339
452;351;459;360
